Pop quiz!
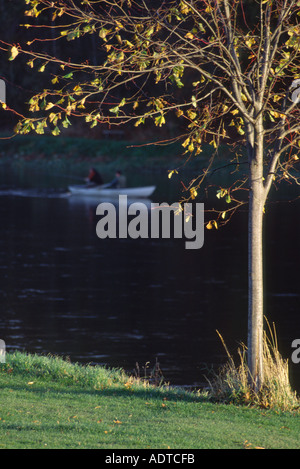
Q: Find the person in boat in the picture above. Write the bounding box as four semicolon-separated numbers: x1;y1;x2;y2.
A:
85;167;103;186
107;170;127;189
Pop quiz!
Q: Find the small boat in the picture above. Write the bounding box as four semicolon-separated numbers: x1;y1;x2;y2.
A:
68;184;156;198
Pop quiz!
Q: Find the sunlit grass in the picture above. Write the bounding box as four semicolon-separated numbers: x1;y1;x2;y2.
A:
2;351;157;392
207;323;299;411
1;350;300;449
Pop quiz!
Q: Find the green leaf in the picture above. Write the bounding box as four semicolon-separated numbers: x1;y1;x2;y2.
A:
63;72;74;80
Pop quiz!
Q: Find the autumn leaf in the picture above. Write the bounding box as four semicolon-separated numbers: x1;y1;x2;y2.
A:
168;169;178;179
190;187;198;199
182;137;190;148
52;126;61;136
9;46;19;61
206;220;218;230
45;102;55;110
155;113;166;127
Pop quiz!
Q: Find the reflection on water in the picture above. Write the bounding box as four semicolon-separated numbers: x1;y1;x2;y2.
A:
0;164;299;389
0;188;70;199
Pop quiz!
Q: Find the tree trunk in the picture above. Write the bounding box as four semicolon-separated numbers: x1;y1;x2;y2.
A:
247;125;265;390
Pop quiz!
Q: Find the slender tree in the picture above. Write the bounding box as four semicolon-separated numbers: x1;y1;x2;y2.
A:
2;0;300;389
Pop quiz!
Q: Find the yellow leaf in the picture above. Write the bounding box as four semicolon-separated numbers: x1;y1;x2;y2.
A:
168;169;178;179
180;2;190;14
190;187;197;199
9;46;19;61
39;64;46;73
115;20;123;31
188;142;195;152
245;37;255;48
45;102;55;110
210;139;217;149
206;220;218;230
270;110;280;118
182;137;190;148
185;32;194;40
231;109;239;115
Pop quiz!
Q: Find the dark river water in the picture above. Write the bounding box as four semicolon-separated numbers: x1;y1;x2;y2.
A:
0;162;299;390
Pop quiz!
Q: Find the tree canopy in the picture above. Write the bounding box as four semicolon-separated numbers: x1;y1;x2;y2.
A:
2;0;300;218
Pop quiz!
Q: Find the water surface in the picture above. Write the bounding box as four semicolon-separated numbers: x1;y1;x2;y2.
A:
0;163;299;389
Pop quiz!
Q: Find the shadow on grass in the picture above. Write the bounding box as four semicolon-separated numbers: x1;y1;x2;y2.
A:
3;379;205;403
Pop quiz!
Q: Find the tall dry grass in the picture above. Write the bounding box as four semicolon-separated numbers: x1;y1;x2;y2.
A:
208;322;299;411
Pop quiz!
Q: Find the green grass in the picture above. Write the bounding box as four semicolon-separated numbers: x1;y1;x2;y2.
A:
0;134;244;172
0;352;299;449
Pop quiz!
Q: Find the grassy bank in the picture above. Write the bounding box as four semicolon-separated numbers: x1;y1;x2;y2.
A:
0;134;242;173
0;352;299;449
